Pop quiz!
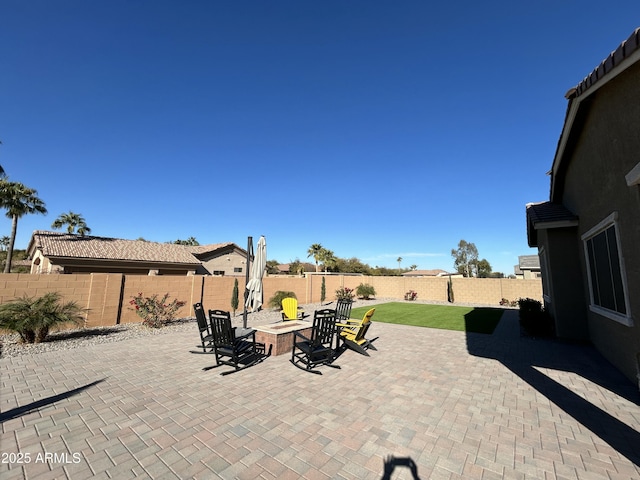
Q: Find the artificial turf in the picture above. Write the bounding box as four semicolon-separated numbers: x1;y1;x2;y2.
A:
350;302;504;334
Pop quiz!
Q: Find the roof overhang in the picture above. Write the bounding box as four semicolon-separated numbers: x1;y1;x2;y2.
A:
550;28;640;201
526;202;579;247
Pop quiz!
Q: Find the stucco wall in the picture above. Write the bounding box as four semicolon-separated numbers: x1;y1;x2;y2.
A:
558;60;640;386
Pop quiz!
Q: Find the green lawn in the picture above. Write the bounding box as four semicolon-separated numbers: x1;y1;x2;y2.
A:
350;302;504;334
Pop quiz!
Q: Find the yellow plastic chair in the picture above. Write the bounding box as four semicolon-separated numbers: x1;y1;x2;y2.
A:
281;297;305;321
337;308;378;356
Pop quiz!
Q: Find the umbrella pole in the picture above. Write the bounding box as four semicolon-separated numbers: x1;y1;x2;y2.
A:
243;236;253;329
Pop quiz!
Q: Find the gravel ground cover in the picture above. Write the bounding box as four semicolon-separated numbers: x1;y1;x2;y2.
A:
0;298;397;358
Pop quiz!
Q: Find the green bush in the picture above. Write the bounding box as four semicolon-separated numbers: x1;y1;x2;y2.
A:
268;291;297;309
517;297;554;337
355;283;376;299
129;292;186;328
231;278;239;315
0;292;86;343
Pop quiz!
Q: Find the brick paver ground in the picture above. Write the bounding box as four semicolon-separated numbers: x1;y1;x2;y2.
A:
1;309;639;479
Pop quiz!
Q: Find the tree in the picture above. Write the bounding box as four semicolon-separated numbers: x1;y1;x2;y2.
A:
51;211;91;236
231;278;239;315
318;248;337;272
0;236;9;251
397;257;402;269
451;239;478;277
0;180;47;273
476;258;493;278
307;243;323;272
173;237;199;246
410;264;417;271
265;260;280;275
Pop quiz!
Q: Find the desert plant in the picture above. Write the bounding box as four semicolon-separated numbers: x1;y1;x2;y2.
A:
268;291;297;309
321;277;326;303
335;286;355;302
0;292;85;343
356;283;376;299
231;278;239;315
129;292;186;328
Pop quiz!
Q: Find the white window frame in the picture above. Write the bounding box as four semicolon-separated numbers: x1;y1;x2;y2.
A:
581;212;632;326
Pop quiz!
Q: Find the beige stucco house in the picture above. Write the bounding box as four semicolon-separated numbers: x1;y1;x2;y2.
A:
526;28;640;389
27;231;247;276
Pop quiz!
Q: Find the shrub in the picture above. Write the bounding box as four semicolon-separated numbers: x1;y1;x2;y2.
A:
404;290;418;301
231;279;239;315
335;287;355;302
517;297;554;337
355;283;376;299
447;277;454;303
321;277;326;303
268;291;297;309
129;292;186;328
0;292;86;343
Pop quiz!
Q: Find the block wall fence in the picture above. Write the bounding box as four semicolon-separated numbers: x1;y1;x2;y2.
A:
0;273;542;328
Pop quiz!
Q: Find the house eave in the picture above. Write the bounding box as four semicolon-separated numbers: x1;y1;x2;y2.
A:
550;33;640;201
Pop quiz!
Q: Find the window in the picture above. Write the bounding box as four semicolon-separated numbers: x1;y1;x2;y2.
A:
213;270;225;276
582;213;631;325
234;267;243;273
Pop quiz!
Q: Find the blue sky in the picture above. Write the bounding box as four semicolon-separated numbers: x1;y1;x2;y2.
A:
1;1;638;275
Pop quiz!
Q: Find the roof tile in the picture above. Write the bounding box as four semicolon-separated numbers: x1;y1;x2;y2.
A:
30;231;201;264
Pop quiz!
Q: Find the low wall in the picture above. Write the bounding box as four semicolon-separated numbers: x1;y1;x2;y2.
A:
0;273;542;328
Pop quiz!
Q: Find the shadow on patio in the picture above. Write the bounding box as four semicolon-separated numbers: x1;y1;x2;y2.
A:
465;309;640;467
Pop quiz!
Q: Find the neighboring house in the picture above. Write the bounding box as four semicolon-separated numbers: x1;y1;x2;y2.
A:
526;28;640;389
187;243;248;276
401;269;456;277
27;231;247;276
513;255;541;279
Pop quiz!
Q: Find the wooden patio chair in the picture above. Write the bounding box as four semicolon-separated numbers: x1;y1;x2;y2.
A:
290;309;340;374
190;302;214;354
204;309;267;375
335;298;353;322
336;308;378;356
281;297;305;321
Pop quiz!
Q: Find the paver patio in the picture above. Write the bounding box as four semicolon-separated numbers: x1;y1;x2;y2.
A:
1;310;639;479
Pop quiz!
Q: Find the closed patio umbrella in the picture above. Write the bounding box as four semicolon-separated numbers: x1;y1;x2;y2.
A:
243;235;266;327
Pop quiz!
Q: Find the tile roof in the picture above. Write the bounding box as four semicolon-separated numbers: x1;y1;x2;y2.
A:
402;269;449;277
518;255;540;270
526;202;578;226
29;231;201;265
566;27;640;100
526;202;579;247
186;243;236;255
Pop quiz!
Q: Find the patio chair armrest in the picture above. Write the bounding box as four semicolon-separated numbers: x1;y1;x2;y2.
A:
292;330;311;342
235;328;256;341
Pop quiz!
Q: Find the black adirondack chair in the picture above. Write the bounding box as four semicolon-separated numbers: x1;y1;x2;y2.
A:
204;309;266;375
290;309;340;374
190;302;214;354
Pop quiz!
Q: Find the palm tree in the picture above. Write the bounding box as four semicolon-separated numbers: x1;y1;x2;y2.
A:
397;256;403;269
51;211;91;236
307;243;324;272
318;248;337;272
0;180;47;273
